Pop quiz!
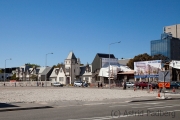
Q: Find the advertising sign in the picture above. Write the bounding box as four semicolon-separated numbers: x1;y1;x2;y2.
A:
134;60;162;78
101;58;119;67
169;60;180;69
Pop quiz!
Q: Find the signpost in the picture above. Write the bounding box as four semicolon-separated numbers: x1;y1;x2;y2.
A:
158;70;170;99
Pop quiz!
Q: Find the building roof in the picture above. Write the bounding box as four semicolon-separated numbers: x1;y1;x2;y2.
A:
66;52;77;59
39;67;51;75
118;59;131;66
50;68;59;77
97;53;115;58
80;65;92;76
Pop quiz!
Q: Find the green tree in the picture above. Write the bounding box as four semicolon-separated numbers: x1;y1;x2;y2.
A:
127;53;152;69
53;63;64;68
30;74;37;81
0;69;3;73
11;73;16;80
126;53;169;69
26;63;40;67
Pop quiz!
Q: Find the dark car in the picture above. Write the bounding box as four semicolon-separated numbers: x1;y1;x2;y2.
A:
170;82;180;89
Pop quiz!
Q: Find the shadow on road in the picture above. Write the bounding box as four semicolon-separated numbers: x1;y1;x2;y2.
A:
0;103;19;108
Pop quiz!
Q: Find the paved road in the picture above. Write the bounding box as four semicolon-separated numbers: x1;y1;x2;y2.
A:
0;98;180;120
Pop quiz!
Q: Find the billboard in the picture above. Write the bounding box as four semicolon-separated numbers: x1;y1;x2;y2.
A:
169;60;180;69
101;58;119;67
134;60;162;78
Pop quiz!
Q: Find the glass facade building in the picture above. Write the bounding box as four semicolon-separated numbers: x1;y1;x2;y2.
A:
151;36;180;60
151;39;171;59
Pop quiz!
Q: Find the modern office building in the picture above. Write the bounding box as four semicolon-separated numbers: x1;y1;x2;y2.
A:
151;33;180;60
163;24;180;39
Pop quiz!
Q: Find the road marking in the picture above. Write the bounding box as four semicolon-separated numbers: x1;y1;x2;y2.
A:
147;104;180;109
68;110;180;120
144;102;164;104
109;102;165;107
132;106;151;108
54;101;129;108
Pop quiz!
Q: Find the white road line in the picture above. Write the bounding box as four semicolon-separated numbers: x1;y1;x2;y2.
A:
148;104;180;109
68;110;180;120
109;102;165;107
132;106;151;108
55;101;129;108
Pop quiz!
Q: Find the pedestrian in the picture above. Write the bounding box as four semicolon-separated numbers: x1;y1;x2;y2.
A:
15;82;16;87
4;83;5;87
100;83;103;88
42;82;44;87
98;82;99;88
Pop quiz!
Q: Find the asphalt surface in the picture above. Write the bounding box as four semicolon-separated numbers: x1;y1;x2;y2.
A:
0;96;180;120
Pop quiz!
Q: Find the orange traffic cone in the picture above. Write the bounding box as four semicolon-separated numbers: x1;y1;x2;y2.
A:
173;87;175;93
158;89;160;97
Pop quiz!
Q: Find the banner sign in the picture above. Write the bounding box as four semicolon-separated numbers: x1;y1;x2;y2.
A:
169;60;180;69
134;60;162;78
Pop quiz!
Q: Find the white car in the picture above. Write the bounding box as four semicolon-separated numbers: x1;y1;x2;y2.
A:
52;82;63;87
126;82;134;88
74;81;83;87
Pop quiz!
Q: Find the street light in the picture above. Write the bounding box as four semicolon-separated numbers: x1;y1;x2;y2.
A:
45;53;53;87
4;58;12;82
109;41;121;89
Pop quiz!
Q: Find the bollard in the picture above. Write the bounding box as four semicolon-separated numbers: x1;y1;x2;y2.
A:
173;87;175;93
158;89;160;97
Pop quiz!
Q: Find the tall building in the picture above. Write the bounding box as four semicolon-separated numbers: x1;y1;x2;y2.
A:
163;24;180;39
151;33;180;60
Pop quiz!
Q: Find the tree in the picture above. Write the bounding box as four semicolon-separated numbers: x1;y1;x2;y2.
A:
26;63;40;67
126;53;169;69
11;73;16;80
127;53;152;69
151;54;169;63
53;63;64;68
30;74;37;81
0;69;3;73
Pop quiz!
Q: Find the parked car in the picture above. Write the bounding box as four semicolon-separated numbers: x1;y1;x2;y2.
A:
170;82;180;89
126;82;134;88
52;82;63;87
134;82;157;89
74;81;88;87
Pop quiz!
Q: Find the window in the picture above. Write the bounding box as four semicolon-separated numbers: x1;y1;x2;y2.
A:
59;77;64;81
85;77;89;81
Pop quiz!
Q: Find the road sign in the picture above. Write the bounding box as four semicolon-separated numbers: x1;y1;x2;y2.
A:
158;82;170;88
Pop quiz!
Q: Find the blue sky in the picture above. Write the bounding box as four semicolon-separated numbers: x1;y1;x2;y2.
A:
0;0;180;68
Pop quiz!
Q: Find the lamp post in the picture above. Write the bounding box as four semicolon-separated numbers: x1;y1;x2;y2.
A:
4;58;12;82
109;41;121;89
45;53;53;87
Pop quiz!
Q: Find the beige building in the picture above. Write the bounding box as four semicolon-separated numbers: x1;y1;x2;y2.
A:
163;24;180;39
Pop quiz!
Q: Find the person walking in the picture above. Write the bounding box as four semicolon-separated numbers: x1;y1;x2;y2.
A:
98;82;99;88
100;83;103;89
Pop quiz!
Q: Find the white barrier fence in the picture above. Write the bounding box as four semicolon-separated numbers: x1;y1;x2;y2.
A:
0;81;52;87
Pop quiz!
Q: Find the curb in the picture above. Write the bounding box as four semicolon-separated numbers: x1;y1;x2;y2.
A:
0;106;53;112
128;97;180;103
